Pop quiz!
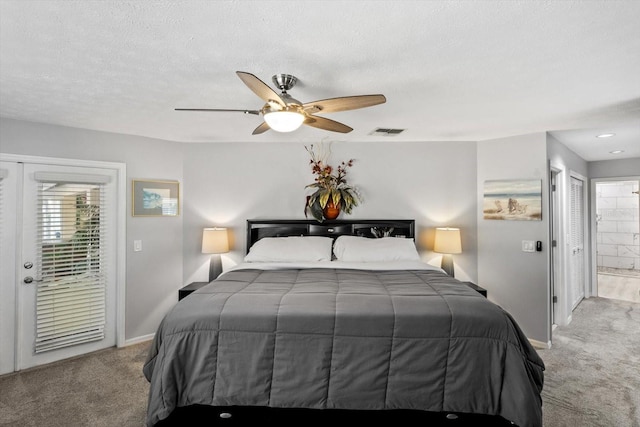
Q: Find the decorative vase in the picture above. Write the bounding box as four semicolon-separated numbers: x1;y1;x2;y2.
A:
323;197;341;220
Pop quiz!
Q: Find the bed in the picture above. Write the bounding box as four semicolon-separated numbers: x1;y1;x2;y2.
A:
143;219;544;426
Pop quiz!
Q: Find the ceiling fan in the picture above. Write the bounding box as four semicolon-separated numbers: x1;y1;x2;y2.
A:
175;71;386;134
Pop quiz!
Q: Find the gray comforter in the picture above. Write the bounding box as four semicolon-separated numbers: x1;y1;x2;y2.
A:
143;268;544;427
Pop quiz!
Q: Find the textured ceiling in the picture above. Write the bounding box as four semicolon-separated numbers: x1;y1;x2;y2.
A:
1;0;639;161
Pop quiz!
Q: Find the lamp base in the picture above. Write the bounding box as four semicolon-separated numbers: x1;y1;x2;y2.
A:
209;254;223;282
440;254;455;277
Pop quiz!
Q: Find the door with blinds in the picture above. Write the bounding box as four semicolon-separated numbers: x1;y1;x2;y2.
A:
569;175;586;311
19;163;117;369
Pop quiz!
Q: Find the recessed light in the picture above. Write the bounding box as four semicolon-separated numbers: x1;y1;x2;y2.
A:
596;133;616;138
609;150;624;154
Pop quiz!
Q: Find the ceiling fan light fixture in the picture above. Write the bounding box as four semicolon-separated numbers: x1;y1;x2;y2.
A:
177;71;386;135
263;110;305;132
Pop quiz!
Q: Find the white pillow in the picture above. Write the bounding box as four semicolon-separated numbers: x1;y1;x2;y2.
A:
333;235;420;262
244;236;333;262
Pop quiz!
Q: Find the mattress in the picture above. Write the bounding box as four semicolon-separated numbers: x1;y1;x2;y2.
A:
143;263;544;427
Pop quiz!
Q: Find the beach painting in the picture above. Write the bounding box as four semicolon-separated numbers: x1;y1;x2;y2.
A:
483;179;542;221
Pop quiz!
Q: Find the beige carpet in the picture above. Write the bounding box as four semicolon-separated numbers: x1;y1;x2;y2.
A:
540;297;640;427
0;297;638;427
0;341;150;426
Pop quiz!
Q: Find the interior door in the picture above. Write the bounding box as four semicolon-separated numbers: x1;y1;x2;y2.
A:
569;175;586;310
19;163;117;369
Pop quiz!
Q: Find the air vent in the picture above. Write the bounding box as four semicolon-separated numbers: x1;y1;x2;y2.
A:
370;128;405;136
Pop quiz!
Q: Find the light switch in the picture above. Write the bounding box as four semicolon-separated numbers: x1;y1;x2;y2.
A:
522;240;535;252
134;240;142;252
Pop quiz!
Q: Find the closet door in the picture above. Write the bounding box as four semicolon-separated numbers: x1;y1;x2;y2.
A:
569;175;586;310
18;163;117;369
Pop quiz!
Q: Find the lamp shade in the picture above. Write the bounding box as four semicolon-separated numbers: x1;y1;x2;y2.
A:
263;111;305;132
433;227;462;254
202;227;229;254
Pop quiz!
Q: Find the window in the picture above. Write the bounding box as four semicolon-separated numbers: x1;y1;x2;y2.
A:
35;177;109;353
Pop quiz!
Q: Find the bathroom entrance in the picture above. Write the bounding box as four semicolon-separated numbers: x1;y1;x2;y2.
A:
594;179;640;303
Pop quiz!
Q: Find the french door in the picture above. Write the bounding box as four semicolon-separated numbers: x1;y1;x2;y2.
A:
0;156;123;373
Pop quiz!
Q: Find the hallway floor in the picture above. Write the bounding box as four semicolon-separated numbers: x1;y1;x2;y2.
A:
597;271;640;304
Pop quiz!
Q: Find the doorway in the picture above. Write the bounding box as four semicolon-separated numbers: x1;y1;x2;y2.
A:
0;154;126;374
594;179;640;303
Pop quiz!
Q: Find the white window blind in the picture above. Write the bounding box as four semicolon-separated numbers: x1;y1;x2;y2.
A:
571;178;584;248
570;176;585;308
35;178;108;353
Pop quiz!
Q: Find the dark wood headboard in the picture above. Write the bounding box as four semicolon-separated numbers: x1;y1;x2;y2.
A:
246;219;415;254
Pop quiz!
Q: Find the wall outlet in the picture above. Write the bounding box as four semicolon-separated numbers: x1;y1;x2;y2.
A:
522;240;535;252
134;240;142;252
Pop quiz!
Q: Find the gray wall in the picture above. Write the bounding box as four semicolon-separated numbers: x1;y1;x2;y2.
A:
588;158;640;178
1;119;480;342
4;117;563;345
477;132;550;344
0;118;184;340
547;134;588;178
182;141;479;285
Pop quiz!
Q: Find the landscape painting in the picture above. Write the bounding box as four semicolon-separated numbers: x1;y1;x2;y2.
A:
483;179;542;221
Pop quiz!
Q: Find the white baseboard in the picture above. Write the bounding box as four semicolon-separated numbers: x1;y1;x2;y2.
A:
529;338;551;350
122;333;154;347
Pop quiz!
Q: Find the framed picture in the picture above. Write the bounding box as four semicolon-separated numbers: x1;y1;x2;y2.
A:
483;179;542;221
132;180;179;217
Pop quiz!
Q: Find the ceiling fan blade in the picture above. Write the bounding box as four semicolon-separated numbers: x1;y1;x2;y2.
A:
175;108;260;115
252;122;271;135
302;94;386;114
304;115;353;133
236;71;286;107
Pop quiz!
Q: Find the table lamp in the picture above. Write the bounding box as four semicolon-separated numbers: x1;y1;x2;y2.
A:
202;227;229;282
434;227;462;277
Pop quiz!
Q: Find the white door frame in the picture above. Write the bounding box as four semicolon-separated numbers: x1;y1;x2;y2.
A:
0;161;19;374
550;161;570;327
590;175;640;298
549;164;563;329
0;153;126;372
548;163;591;327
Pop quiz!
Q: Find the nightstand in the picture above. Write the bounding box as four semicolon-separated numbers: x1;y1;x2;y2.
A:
463;282;487;298
179;281;209;301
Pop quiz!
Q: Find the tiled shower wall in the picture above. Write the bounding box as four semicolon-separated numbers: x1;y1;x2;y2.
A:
596;180;640;272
